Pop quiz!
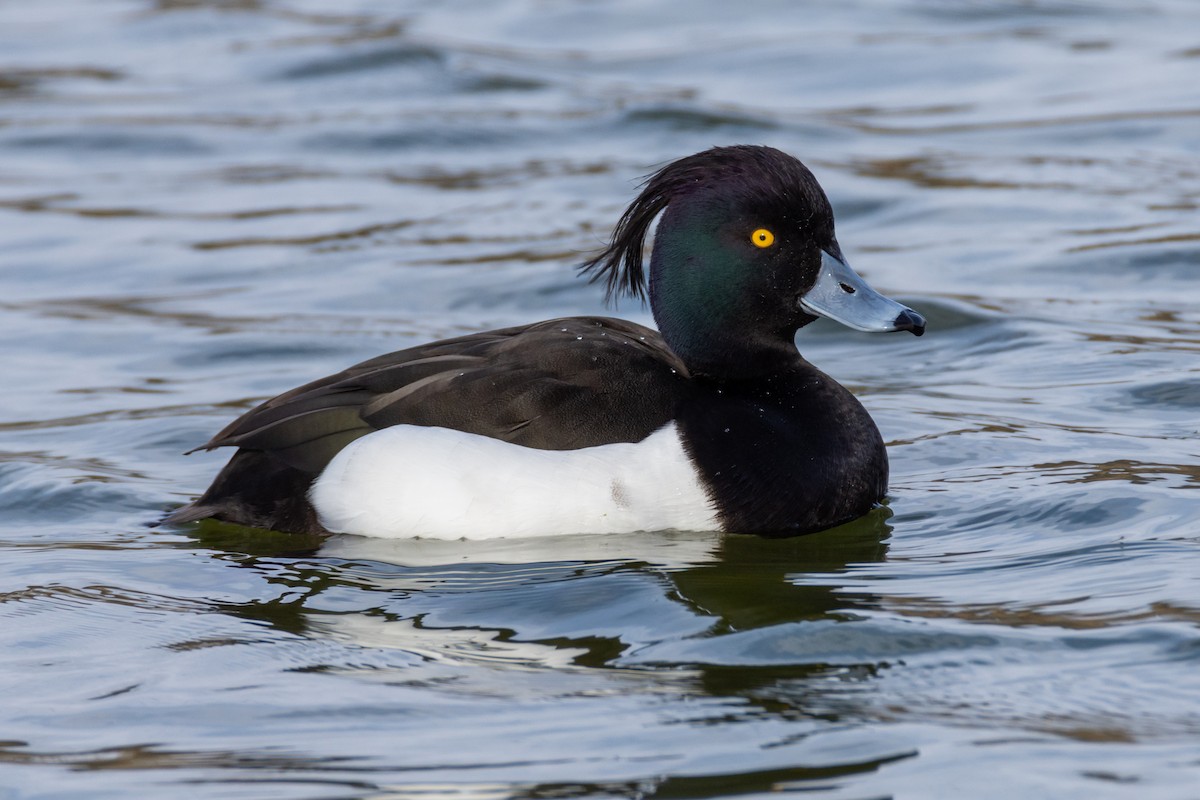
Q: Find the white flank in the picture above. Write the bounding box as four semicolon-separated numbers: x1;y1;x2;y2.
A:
309;423;720;540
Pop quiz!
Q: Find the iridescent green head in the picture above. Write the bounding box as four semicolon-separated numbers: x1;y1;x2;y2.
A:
581;145;924;378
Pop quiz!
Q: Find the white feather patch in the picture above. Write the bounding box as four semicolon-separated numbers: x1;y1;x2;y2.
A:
309;423;720;540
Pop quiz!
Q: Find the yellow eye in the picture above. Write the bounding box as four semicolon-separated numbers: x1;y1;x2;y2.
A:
751;228;775;248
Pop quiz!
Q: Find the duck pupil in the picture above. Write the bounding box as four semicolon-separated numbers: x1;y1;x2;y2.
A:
839;282;856;294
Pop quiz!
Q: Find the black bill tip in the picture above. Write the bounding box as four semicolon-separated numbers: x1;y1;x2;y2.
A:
894;308;926;337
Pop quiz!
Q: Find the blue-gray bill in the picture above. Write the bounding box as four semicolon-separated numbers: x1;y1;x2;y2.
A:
800;250;926;336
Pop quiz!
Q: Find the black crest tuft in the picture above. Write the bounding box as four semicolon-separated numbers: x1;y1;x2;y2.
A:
578;145;827;303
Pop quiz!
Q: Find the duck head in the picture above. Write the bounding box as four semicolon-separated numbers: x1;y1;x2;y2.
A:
581;145;924;378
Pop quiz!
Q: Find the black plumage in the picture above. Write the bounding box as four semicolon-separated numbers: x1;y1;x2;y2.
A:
168;145;923;536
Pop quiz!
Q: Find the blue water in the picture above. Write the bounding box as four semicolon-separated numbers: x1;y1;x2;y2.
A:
1;1;1198;797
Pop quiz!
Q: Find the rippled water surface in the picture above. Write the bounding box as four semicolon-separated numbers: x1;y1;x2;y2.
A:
2;1;1199;797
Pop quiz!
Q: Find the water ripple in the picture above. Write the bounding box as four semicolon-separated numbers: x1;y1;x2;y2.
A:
2;0;1200;797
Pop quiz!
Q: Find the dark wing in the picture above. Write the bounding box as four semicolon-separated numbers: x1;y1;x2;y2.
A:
192;316;688;474
167;316;688;531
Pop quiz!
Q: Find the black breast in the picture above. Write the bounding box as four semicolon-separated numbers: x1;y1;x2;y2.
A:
676;363;889;535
